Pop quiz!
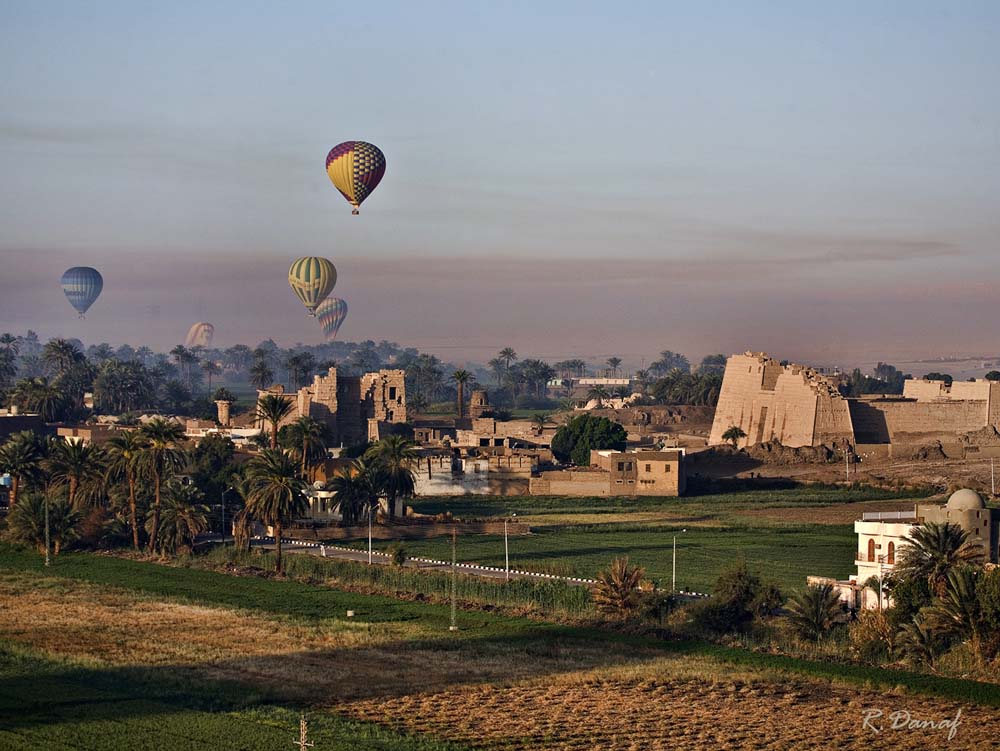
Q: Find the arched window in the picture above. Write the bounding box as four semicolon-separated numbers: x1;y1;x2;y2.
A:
887;541;895;565
867;539;876;562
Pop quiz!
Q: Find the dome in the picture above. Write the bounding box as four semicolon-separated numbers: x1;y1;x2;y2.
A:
946;489;985;511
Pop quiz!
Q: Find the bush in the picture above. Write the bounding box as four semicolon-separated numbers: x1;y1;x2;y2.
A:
849;609;894;663
387;543;407;567
688;599;751;635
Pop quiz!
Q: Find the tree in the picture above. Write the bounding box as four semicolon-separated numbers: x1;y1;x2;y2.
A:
256;394;295;449
0;431;43;508
922;566;988;663
531;413;550;435
593;557;645;616
606;357;622;377
0;333;19;357
187;432;238;504
170;345;199;390
41;338;85;378
44;440;106;509
12;377;66;421
201;360;221;392
650;351;690;375
138;418;188;554
985;371;1000;382
784;583;844;641
93;359;156;413
105;430;149;550
586;386;609;407
896;614;946;670
280;416;330;480
328;459;379;527
364;435;417;519
146;483;209;555
922;372;953;386
212;387;236;404
895;522;984;596
6;491;81;556
249;361;275;390
721;425;746;448
698;354;727;375
450;369;474;418
498;348;517;372
551;414;627;466
245;448;308;574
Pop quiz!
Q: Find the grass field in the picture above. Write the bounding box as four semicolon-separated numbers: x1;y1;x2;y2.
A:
334;486;924;594
2;547;999;750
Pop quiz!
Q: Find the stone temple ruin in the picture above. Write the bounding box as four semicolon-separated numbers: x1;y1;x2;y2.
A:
709;352;1000;457
257;368;407;447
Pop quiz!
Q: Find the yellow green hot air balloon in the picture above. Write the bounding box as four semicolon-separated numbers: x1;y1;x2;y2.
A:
288;257;337;316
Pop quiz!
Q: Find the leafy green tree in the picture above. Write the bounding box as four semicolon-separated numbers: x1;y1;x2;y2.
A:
105;430;149;550
650;350;690;375
0;431;43;508
721;425;746;448
187;433;237;503
923;567;990;663
255;393;295;449
698;354;728;375
245;448;308;573
212;387;236;404
784;583;844;641
593;557;645;616
201;360;221;392
364;435;418;519
328;460;379;527
896;613;947;670
146;483;209;555
985;371;1000;382
498;347;517;372
41;338;85;378
922;372;953;386
12;377;66;421
895;522;984;596
93;359;156;413
138;418;188;554
551;414;627;466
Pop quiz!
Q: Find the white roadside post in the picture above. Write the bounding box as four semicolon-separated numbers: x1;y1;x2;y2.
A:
504;512;517;581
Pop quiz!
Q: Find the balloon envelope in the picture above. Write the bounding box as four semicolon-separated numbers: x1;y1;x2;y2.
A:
316;298;348;341
60;267;103;318
288;257;337;315
184;322;215;348
326;141;385;214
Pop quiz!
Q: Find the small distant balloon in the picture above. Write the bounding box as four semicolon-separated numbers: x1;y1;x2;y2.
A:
184;322;215;348
316;298;348;341
60;267;103;319
326;141;385;215
288;257;337;316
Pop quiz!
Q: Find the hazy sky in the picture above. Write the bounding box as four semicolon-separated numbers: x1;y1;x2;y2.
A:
2;2;999;369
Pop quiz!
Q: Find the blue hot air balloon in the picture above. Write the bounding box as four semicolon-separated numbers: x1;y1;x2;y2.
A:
60;267;103;319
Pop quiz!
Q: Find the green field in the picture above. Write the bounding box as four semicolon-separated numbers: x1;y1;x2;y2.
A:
337;486;922;594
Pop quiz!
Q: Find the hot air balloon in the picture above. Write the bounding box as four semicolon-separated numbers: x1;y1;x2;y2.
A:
316;298;348;341
184;322;215;348
60;267;103;319
325;141;385;215
288;257;337;316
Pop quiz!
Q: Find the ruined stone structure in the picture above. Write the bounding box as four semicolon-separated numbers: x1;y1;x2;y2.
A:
711;353;1000;453
468;389;492;418
257;368;406;447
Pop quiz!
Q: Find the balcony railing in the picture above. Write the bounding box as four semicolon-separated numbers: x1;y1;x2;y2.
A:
861;511;917;522
855;553;895;565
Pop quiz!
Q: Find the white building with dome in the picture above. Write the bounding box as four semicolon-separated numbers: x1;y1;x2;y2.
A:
811;489;999;610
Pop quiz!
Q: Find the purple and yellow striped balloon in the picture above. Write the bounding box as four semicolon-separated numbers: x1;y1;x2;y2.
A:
326;141;385;215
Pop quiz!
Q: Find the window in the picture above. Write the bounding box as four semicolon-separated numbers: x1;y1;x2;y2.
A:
664;465;671;473
867;539;876;563
617;462;625;471
887;542;895;565
389;387;397;399
645;464;651;472
626;462;633;471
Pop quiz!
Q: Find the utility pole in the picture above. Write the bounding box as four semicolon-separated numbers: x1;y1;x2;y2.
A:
992;458;996;497
44;493;51;567
671;529;686;592
504;513;516;582
449;526;458;631
845;446;850;483
292;713;314;750
368;501;373;565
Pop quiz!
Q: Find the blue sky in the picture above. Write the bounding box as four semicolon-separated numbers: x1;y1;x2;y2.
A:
2;2;999;366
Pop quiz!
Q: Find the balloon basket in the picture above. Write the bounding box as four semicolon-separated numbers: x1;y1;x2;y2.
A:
77;314;86;320
352;208;360;215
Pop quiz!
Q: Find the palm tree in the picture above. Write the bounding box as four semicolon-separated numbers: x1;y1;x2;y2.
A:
249;361;274;390
6;491;81;555
281;416;330;480
138;418;187;553
487;357;505;386
498;347;517;372
895;522;984;596
41;338;84;378
12;377;66;421
587;386;609;407
593;557;645;616
245;448;308;573
0;431;43;508
923;567;987;662
896;613;946;670
146;483;210;555
256;393;295;449
105;430;149;550
784;583;843;641
450;369;474;418
364;435;417;519
606;357;622;377
45;440;106;509
0;333;19;357
328;459;379;526
531;413;550;435
201;360;221;392
721;425;747;448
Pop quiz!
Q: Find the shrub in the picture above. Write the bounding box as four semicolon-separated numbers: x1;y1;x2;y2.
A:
592;556;645;616
784;583;845;641
849;609;894;663
688;599;751;635
551;414;627;466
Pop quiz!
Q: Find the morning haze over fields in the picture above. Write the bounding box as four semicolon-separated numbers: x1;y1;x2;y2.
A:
2;3;1000;750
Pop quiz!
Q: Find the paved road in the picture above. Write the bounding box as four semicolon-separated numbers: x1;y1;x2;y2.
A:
252;536;598;585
